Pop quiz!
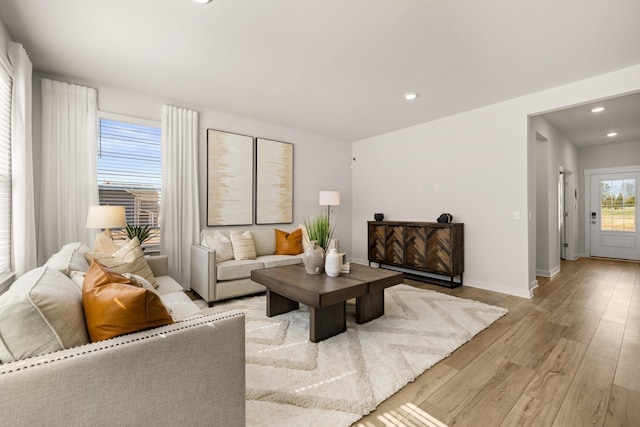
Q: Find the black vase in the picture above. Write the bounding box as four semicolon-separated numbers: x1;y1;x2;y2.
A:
374;213;384;221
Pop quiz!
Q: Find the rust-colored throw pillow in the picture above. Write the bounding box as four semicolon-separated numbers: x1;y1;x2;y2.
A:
275;228;303;255
82;260;173;342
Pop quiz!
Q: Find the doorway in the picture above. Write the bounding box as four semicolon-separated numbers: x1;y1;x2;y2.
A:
586;166;640;260
559;170;570;260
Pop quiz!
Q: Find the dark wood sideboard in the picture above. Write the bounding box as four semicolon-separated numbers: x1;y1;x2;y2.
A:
367;221;464;288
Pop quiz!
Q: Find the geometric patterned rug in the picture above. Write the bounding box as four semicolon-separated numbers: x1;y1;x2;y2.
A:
201;284;508;426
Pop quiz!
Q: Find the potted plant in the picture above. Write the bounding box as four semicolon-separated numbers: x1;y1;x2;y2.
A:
125;223;152;247
303;211;334;251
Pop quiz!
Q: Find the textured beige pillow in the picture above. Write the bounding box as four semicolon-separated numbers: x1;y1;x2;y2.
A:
94;231;123;254
0;266;90;363
230;230;256;260
203;231;234;263
84;237;157;287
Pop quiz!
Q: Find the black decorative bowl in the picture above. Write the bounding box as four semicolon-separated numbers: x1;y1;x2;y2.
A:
374;213;384;221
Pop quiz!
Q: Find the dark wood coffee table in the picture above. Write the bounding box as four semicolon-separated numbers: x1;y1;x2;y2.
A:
251;263;403;342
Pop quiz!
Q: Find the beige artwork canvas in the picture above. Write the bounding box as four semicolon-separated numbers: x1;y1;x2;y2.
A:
207;129;254;226
255;138;293;224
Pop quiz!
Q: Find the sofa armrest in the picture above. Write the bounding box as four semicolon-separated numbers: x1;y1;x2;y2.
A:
190;244;217;302
0;310;246;426
146;254;169;277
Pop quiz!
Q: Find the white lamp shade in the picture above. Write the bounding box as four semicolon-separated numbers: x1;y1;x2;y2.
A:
86;205;126;229
319;191;340;206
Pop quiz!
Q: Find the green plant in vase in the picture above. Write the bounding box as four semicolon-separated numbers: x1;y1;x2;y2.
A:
303;211;334;251
125;223;152;246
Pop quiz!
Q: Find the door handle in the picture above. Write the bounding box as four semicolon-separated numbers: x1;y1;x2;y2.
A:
591;212;597;224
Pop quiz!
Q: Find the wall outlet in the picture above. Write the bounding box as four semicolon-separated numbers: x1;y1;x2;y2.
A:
417;186;422;193
513;211;521;220
434;184;440;191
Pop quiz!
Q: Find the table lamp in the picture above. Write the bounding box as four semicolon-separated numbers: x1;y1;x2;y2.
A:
86;205;126;239
319;190;340;229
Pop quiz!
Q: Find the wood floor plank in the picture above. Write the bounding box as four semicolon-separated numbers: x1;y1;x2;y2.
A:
523;338;587;405
423;339;519;417
613;330;640;393
510;320;567;370
500;395;560;427
553;358;615;427
552;320;624;427
449;362;536;427
604;385;640;427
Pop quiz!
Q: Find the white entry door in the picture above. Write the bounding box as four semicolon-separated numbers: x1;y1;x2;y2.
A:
590;172;640;260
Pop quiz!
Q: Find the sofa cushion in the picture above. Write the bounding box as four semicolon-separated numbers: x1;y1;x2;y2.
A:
203;230;234;263
0;266;89;364
259;254;304;269
230;230;256;260
45;242;91;276
154;275;186;295
84;237;157;287
159;292;202;321
275;228;303;255
217;259;264;281
82;260;173;342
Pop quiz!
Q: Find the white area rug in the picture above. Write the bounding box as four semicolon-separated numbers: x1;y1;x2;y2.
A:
201;284;508;426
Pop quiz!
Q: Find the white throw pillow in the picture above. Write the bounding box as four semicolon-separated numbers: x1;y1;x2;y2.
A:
0;266;90;363
230;230;257;260
203;231;234;263
45;242;91;276
84;237;158;287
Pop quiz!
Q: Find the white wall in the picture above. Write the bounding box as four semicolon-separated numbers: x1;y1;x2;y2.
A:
578;140;640;255
0;17;10;62
531;116;579;276
352;64;640;298
30;72;353;257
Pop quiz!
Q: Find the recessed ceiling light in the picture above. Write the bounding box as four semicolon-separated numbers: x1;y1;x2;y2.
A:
591;106;605;113
404;92;418;101
607;132;618;137
193;0;212;4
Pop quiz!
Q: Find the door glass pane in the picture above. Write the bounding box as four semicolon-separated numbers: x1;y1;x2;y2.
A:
600;179;636;232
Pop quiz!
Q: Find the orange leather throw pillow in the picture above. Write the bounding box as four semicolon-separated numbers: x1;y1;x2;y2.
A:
82;260;173;342
275;228;303;255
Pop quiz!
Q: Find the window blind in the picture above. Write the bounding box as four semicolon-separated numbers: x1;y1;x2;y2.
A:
97;118;162;251
0;64;11;274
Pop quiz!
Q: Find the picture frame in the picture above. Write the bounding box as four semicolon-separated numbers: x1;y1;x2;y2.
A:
206;129;254;226
255;138;294;224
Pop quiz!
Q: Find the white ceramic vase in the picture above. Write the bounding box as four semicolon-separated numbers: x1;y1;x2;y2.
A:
325;248;341;277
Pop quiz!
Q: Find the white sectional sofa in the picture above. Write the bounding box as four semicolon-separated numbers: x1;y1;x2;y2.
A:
191;228;304;306
0;242;246;426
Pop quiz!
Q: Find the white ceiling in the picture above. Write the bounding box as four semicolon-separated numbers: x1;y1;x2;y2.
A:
0;0;639;142
540;91;640;147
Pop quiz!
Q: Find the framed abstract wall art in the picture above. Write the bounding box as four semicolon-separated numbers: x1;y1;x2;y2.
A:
255;138;293;224
207;129;254;226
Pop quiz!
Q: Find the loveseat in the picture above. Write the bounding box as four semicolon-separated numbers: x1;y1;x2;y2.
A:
191;228;304;306
0;242;246;426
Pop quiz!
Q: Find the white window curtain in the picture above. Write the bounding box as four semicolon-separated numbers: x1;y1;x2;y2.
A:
160;105;200;289
8;42;37;277
38;79;98;264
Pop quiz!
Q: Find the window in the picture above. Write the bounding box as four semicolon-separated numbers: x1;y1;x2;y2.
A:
0;62;12;275
97;116;162;252
600;179;636;232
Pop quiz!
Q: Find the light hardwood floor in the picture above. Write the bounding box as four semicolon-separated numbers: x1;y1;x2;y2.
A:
355;257;640;427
